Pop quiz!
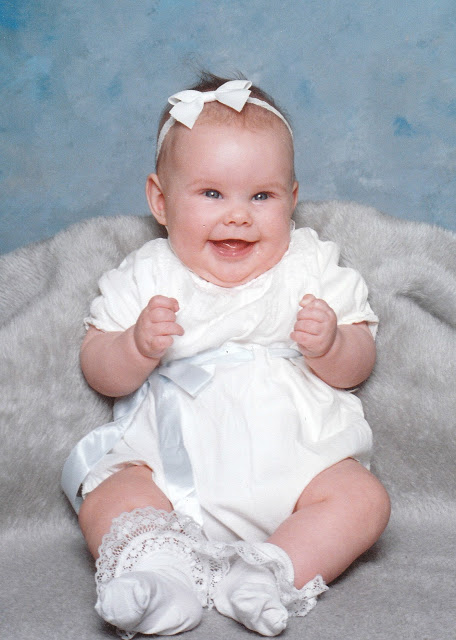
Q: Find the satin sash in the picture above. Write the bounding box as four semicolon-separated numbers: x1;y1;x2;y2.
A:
61;344;302;520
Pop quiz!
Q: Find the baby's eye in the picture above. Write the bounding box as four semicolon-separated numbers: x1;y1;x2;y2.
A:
204;190;221;199
253;192;269;201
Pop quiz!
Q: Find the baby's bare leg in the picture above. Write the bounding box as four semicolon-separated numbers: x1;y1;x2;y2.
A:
268;458;391;588
79;464;173;558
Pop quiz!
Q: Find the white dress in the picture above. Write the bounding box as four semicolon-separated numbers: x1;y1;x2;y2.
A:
80;227;378;543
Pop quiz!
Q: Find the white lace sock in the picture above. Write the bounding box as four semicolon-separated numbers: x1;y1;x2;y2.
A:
214;552;288;636
95;551;203;635
94;508;229;639
214;542;328;637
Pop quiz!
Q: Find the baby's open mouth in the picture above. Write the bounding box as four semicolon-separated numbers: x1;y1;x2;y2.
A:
212;239;252;250
210;239;255;257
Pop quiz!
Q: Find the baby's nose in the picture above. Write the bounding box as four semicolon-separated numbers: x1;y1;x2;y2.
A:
224;205;252;225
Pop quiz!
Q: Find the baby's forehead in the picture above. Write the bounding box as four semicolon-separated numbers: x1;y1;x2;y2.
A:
157;103;293;171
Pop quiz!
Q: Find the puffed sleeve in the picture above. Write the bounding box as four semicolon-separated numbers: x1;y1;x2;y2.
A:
84;249;145;332
313;231;378;337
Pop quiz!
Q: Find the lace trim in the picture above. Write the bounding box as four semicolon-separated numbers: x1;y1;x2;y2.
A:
95;508;231;610
233;542;328;617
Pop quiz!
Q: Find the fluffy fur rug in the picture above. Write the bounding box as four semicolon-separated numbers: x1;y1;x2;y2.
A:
1;200;455;639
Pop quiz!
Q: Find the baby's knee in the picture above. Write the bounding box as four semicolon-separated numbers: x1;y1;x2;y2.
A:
80;466;165;521
351;469;391;541
304;459;391;540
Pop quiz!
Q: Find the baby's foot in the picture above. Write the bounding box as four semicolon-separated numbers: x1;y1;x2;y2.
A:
214;557;288;637
96;553;203;636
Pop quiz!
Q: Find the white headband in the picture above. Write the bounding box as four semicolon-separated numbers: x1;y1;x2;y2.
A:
156;79;293;160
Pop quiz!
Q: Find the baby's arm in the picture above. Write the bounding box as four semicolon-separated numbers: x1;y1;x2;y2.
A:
80;295;184;397
291;294;375;389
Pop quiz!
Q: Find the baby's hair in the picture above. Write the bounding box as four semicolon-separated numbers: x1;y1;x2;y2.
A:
155;71;295;173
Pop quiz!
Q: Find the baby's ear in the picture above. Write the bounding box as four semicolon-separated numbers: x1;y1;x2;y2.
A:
292;180;299;210
146;174;167;226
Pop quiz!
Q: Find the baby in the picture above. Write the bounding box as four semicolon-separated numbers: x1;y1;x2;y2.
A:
62;73;391;638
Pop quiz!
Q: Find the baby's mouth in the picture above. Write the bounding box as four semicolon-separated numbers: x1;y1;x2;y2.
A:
210;239;255;256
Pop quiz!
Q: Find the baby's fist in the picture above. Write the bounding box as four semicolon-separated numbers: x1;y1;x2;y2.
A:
134;295;184;360
291;294;337;358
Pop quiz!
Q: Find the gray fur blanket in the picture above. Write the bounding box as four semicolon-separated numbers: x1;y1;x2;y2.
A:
1;200;455;639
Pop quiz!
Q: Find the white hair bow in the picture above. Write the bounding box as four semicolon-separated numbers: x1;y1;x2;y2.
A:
168;79;253;129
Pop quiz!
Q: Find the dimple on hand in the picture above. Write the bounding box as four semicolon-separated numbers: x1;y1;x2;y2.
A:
134;295;184;360
290;294;337;358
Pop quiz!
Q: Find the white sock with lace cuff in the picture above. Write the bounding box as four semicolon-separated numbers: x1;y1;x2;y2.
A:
94;508;228;638
214;542;327;637
95;551;202;636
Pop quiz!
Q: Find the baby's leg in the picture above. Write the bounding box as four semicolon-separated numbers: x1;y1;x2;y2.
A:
215;459;390;636
79;465;204;636
268;458;391;587
79;464;172;558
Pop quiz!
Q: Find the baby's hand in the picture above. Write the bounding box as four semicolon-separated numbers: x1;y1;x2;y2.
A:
134;295;184;360
291;294;337;358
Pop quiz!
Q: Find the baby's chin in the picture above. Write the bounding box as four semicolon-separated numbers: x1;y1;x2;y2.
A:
192;256;285;288
188;263;258;288
190;269;252;288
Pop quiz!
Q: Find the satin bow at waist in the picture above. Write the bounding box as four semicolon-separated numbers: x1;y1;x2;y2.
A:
61;343;302;517
156;343;301;396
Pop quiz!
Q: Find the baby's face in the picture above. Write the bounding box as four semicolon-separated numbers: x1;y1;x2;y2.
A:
148;120;298;287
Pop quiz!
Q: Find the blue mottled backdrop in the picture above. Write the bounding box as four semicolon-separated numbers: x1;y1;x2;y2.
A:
1;0;455;253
